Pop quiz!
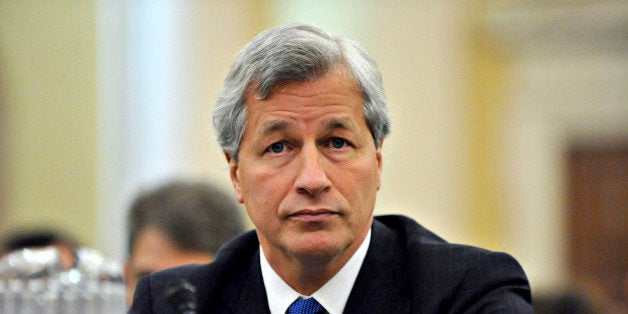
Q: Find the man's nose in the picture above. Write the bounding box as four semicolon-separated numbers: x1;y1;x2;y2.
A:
294;145;331;197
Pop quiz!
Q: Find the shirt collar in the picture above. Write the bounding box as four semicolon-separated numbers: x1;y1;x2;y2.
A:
260;229;371;314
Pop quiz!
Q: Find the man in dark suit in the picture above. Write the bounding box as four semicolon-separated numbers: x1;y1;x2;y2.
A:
130;23;532;313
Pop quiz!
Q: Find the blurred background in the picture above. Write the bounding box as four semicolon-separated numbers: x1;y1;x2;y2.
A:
1;0;626;311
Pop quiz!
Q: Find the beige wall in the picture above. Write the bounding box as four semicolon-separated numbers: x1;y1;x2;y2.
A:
0;0;97;247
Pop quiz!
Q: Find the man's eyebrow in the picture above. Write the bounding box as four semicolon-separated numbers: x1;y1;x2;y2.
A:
258;120;290;137
320;117;359;132
257;117;358;136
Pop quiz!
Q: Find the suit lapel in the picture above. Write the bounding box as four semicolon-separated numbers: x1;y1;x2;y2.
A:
221;250;271;314
344;220;412;313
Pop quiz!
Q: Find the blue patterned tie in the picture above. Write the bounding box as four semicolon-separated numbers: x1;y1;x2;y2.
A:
287;297;324;314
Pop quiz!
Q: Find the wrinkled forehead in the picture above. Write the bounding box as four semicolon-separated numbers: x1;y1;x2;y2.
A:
244;77;367;140
246;64;356;101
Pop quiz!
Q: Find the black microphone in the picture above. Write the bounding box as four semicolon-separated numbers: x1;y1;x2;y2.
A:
164;278;197;314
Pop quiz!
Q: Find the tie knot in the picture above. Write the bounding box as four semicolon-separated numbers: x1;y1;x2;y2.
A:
287;297;324;314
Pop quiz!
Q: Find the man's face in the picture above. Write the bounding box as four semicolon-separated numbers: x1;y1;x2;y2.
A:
228;69;382;267
124;226;213;305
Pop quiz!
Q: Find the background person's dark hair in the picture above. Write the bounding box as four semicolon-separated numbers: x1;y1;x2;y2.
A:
1;228;78;254
127;180;246;256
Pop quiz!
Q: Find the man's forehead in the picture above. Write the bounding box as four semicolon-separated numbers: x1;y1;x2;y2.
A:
246;68;359;99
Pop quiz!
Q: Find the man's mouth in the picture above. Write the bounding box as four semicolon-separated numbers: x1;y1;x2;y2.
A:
289;209;336;222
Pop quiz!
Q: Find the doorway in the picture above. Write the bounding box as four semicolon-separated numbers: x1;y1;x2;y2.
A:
567;144;627;309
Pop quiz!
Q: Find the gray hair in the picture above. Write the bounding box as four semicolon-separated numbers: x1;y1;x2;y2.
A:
213;23;390;161
127;180;247;256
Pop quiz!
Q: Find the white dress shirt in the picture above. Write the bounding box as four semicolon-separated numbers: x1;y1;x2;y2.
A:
260;230;371;314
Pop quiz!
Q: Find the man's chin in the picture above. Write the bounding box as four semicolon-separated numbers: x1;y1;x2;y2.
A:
287;233;349;262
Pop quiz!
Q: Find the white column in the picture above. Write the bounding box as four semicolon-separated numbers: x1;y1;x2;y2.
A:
96;0;257;259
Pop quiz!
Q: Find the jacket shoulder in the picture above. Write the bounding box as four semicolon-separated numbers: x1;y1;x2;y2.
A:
368;215;533;312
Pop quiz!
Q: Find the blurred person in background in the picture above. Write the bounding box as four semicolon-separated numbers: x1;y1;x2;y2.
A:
1;228;128;312
124;180;247;305
0;228;79;269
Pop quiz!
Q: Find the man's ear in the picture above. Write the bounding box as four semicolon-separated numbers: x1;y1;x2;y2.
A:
225;152;244;203
123;261;132;288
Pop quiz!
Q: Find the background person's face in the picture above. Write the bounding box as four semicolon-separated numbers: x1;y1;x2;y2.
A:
228;69;382;266
124;226;213;305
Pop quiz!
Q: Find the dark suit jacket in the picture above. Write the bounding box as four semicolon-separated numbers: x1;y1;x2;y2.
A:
130;215;533;313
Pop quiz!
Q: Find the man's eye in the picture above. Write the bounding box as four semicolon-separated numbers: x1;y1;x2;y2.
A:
268;142;285;153
330;137;347;149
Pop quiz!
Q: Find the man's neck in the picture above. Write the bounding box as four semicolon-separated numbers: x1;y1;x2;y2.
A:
260;230;372;314
259;231;369;295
